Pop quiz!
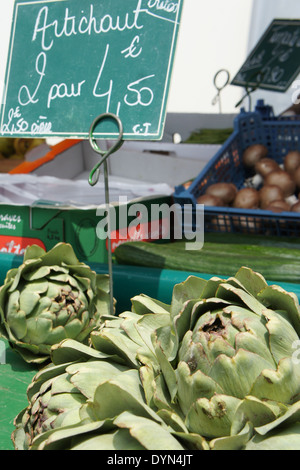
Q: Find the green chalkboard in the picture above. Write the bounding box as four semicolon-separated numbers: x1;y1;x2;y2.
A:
0;0;183;140
232;19;300;92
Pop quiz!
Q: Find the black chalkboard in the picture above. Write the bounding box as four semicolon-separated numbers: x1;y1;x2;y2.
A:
232;19;300;92
0;0;183;140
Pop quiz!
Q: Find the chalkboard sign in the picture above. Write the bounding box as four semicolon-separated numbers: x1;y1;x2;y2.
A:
232;19;300;92
0;0;183;140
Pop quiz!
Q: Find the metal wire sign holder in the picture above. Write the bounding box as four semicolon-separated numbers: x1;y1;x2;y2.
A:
212;69;231;114
88;113;124;316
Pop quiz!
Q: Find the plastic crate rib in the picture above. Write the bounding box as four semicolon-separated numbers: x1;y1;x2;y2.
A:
174;104;300;237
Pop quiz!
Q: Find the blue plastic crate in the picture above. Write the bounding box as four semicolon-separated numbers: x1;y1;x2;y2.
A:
174;105;300;237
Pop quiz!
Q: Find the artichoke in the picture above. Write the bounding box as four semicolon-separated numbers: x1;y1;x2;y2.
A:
12;267;300;450
0;243;112;364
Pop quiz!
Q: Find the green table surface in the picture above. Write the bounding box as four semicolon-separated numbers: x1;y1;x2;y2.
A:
1;253;300;450
0;343;38;450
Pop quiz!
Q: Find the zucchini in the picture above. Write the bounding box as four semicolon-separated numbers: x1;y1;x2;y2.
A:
114;241;300;283
202;232;300;249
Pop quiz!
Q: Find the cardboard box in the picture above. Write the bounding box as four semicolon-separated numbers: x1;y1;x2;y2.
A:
0;194;172;262
20;138;221;186
106;140;220;186
1;140;174;263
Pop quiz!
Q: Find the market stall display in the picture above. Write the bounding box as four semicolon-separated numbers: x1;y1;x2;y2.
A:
1;0;300;453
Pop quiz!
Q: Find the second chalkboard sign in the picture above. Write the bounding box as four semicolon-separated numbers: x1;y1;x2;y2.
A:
232;19;300;93
0;0;183;140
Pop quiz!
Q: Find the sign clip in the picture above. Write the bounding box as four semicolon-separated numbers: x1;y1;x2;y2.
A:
88;113;124;316
212;69;230;114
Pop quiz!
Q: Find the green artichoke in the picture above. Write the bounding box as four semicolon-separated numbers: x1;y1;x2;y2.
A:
12;267;300;450
0;243;112;364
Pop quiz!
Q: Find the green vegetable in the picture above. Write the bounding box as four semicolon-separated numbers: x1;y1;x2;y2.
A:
0;243;112;364
12;267;300;450
184;128;233;145
114;240;300;283
203;232;300;249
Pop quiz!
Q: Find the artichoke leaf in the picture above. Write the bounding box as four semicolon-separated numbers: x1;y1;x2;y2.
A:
199;277;224;299
68;360;130;400
114;411;185;450
26;362;75;400
170;275;208;320
230;396;284;436
250;358;300;405
178;330;213;376
131;294;171;315
263;309;299;362
245;422;300;450
39;243;80;267
172;299;200;348
210;349;275;399
22;265;52;281
71;428;145;450
9;343;48;364
23;244;46;261
190;297;232;330
176;361;223;416
90;328;141;367
31;419;111;450
24;317;64;345
216;283;266;316
153;373;179;414
234;331;276;367
49;371;79;395
210;422;253;450
254;401;300;436
139;364;156;407
186;394;241;439
234;267;268;297
64;319;88;341
157;408;188;433
19;280;49;295
136;312;171;345
223;305;270;345
45;392;86;416
258;285;300;336
5;294;27;339
153;330;178;402
171;431;210;450
86;369;162;424
50;338;118;365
